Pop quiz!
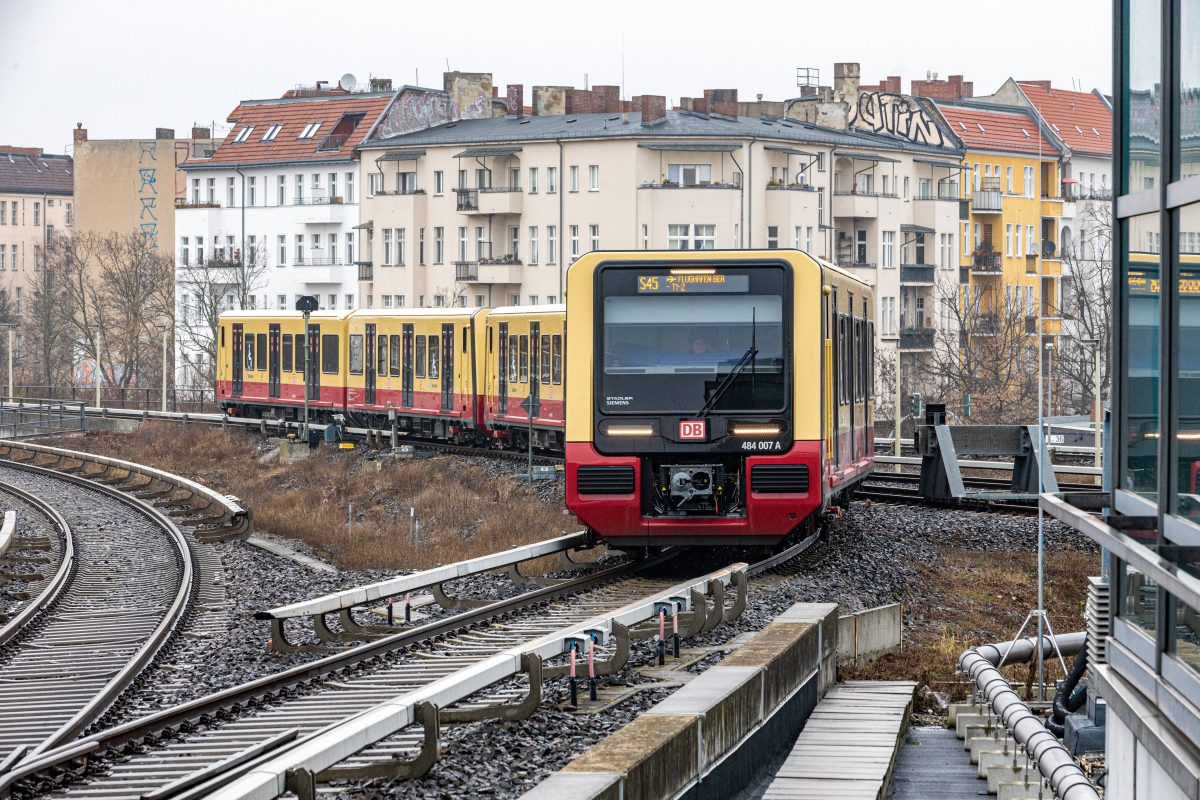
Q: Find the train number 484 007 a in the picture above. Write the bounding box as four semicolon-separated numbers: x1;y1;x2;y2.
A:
741;441;784;451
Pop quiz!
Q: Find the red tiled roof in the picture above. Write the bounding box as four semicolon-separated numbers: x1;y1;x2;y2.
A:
1017;82;1112;157
186;93;393;168
0;149;72;195
934;103;1058;156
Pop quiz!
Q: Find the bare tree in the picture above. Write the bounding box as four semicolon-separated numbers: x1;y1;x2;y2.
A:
93;233;175;393
1057;202;1113;417
24;234;84;391
175;246;270;387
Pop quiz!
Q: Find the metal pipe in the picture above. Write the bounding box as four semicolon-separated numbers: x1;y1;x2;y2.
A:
958;632;1098;800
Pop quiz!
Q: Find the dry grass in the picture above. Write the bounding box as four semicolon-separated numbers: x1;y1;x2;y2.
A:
842;545;1095;709
44;424;578;571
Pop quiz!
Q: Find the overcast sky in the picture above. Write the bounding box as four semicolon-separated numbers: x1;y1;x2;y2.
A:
1;0;1112;154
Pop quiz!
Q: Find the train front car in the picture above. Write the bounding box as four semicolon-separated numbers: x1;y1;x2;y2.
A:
566;250;836;549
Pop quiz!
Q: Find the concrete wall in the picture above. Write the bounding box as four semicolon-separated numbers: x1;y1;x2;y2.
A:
837;603;902;663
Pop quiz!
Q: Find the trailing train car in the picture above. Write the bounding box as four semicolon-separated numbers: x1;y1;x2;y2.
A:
482;305;566;450
564;250;874;549
216;310;351;421
343;308;487;441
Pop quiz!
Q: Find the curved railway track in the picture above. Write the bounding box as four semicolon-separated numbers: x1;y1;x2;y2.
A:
0;533;825;800
0;462;196;772
0;488;72;649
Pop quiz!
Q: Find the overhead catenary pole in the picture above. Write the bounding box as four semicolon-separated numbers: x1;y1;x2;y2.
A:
95;330;102;409
302;308;311;441
160;325;168;413
894;350;901;472
6;327;13;401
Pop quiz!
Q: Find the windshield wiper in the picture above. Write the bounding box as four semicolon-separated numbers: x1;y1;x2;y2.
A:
697;308;758;418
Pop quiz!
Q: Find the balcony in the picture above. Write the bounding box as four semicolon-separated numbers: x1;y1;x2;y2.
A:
296;197;345;224
357;261;374;281
899;328;935;351
913;186;960;202
642;180;742;190
900;264;935;285
454;258;523;284
374;188;426;196
316;132;350;152
831;191;896;219
971;250;1002;274
765;182;817;192
971;190;1003;214
1040;197;1064;217
293;262;348;285
175;199;221;209
455;187;524;215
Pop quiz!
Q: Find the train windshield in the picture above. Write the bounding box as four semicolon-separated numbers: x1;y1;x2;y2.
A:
601;269;788;414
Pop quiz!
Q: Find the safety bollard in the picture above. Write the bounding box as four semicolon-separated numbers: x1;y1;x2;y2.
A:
588;638;598;702
657;610;666;665
569;645;578;707
405;592;412;623
672;610;680;659
387;597;394;626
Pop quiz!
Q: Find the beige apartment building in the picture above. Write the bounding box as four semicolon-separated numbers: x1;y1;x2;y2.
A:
0;147;73;315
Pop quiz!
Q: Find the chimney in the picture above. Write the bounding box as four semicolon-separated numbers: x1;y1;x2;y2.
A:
533;86;568;116
73;123;87;143
155;127;175;140
369;77;393;92
593;85;621;113
506;84;524;116
191;125;211;139
692;97;709;114
833;62;861;99
639;95;666;126
706;88;738;117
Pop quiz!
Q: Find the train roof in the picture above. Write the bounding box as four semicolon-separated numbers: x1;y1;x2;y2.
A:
488;304;565;315
218;310;351;320
348;307;484;318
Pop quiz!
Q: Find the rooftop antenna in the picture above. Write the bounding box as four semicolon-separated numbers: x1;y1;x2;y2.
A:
339;73;357;92
445;58;451;72
621;32;628;124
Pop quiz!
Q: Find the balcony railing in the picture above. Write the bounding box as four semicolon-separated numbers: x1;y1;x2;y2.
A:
375;188;425;196
971;189;1003;212
900;264;934;284
971;251;1001;271
480;255;521;265
455;188;479;211
297;255;341;266
357;261;374;281
479;186;522;193
294;196;345;206
642;181;742;189
915;187;960;201
453;261;478;281
899;328;935;350
833;190;900;198
175;199;221;209
765;182;817;191
315;132;350;152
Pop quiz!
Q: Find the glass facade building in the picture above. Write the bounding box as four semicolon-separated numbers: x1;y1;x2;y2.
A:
1045;0;1200;794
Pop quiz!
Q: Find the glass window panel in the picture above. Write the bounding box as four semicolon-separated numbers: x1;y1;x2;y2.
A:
1171;595;1200;673
1120;562;1159;637
1121;213;1162;497
1124;0;1163;193
1176;204;1200;525
1179;0;1200;179
349;335;363;374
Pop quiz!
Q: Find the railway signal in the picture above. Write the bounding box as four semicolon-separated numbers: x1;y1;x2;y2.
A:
295;296;318;442
520;395;540;486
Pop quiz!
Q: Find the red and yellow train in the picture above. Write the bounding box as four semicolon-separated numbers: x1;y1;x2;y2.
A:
216;250;874;548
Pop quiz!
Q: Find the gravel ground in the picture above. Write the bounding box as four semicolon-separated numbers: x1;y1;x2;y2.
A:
0;488;61;621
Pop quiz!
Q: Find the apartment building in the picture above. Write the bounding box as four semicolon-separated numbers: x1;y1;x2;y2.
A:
935;102;1066;337
0;147;73;316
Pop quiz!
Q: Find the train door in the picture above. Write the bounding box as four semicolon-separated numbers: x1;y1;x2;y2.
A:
307;323;321;401
268;324;281;398
529;321;540;416
402;325;414;407
498;322;509;415
441;323;454;411
848;294;857;462
232;324;244;397
365;323;377;405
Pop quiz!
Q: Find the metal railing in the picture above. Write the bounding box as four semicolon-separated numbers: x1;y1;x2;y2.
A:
479;186;521;194
0;399;85;438
315;132;350;152
971;251;1001;270
174;199;221;209
898;328;934;350
374;188;425;196
294;196;345;206
915;187;960;201
971;189;1003;212
6;386;218;413
453;261;478;281
900;264;934;283
297;255;342;266
454;188;479;211
357;262;374;281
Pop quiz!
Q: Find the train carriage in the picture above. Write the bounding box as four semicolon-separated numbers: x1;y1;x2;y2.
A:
564;250;873;549
482;305;566;450
217;310;351;420
343;308;487;440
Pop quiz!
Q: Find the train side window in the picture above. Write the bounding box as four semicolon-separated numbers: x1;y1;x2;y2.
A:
867;322;875;397
245;336;255;371
428;335;439;378
551;335;562;384
462;326;468;353
220;326;225;347
349;334;364;374
508;335;519;383
377;335;388;377
293;335;305;372
519;335;529;383
541;334;551;384
256;333;267;371
488;326;494;353
282;334;293;372
321;334;339;374
836;315;846;403
415;336;427;378
389;335;400;376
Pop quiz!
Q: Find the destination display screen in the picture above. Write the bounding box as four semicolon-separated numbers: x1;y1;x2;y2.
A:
637;273;751;294
1127;269;1200;295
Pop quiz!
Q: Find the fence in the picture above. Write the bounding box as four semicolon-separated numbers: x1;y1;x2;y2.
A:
7;386;219;413
0;399;86;438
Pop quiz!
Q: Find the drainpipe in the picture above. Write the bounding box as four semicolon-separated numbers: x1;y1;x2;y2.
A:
730;145;746;248
745;138;754;247
957;632;1099;800
557;139;564;299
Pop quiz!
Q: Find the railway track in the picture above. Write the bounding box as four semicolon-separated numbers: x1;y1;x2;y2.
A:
857;480;1039;514
0;489;71;649
0;534;825;799
0;462;196;771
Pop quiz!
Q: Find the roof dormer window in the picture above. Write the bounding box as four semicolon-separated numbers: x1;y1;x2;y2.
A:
298;123;322;140
233;126;255;143
261;124;283;142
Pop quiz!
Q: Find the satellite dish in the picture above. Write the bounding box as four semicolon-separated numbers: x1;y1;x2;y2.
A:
339;73;357;92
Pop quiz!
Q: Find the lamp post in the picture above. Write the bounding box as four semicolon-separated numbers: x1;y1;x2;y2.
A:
95;330;103;409
894;352;901;472
295;295;319;441
156;324;169;413
1;324;15;401
1080;336;1103;483
1045;341;1055;420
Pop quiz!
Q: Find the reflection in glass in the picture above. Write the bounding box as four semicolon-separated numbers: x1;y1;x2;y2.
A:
1125;0;1162;193
1177;205;1200;524
1121;214;1162;496
1121;563;1158;636
1171;596;1200;675
1180;0;1200;180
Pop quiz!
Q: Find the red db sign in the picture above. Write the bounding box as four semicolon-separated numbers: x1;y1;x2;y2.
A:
679;420;707;440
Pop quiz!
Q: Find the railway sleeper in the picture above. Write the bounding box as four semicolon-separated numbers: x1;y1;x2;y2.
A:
286;702;440;797
441;653;544;723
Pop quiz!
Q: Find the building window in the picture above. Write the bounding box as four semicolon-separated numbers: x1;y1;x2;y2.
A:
881;231;895;267
668;164;712;186
529;226;539;264
180;238;189;266
226;177;235;207
278;235;286;265
589;165;599;191
329;233;337;263
233;125;254;143
476;167;489;189
247;176;256;206
434;227;444;264
434;170;444;195
419;228;426;265
509;167;521;190
397;229;406;265
369;173;382;195
383;295;392;308
298;122;321;139
476;226;486;260
805;226;814;252
295;234;304;264
768;226;780;249
509;225;519;260
548;226;557;263
569;165;579;192
589;224;599;252
667;224;716;250
435;295;446;307
190;180;199;204
383;229;392;265
548;167;557;193
458;227;468;262
881;297;896;336
902;176;909;199
529;167;538;193
641;224;649;249
569;225;580;260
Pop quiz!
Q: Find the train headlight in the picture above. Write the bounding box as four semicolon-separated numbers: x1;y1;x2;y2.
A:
601;420;659;437
731;424;783;436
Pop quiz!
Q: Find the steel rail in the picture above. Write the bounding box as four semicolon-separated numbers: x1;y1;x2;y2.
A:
0;495;73;648
0;459;196;768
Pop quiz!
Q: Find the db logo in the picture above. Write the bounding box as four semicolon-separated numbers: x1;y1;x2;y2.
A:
679;420;707;440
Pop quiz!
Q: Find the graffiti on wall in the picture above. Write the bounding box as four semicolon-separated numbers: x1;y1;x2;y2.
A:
137;140;158;248
376;85;494;140
849;92;948;147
